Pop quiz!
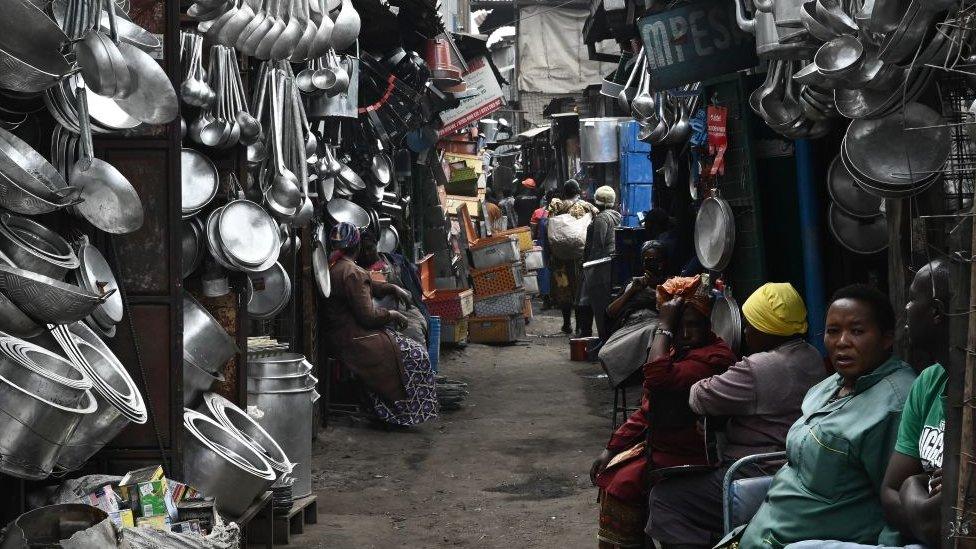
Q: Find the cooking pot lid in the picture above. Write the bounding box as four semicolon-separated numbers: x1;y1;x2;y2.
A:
828;204;888;254
827;155;882;218
711;292;741;353
694;197;735;271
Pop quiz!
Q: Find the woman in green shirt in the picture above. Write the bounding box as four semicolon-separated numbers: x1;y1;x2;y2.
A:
737;285;917;549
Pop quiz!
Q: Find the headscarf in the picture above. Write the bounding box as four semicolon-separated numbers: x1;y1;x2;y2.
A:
742;282;808;336
594;186;616;207
329;221;361;250
657;275;712;316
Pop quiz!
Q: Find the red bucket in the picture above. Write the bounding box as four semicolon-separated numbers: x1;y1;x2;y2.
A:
570;337;600;361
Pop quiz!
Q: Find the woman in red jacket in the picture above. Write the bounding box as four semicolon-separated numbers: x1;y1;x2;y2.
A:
590;275;737;548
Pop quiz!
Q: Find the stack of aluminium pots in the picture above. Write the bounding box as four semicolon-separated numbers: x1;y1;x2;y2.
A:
246;352;319;498
0;334;97;479
51;322;148;472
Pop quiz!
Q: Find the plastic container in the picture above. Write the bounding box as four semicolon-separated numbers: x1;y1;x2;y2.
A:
470;262;524;298
474;290;525;317
522;246;544;271
469;235;520;270
418;253;474;320
522;273;539;295
570;337;601;361
468;315;526;343
494;227;533;251
523;295;533;320
428;316;441;373
441;319;469;345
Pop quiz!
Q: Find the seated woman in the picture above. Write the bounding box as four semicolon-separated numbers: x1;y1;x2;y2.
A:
734;285;916;549
646;283;827;548
597;241;669;388
590;275;737;549
356;231;430;346
322;222;438;427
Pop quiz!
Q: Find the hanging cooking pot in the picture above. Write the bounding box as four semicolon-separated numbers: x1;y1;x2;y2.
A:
694;194;736;271
828;204;888;254
579;118;625;163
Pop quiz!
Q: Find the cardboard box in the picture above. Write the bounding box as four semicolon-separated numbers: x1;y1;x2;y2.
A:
136;515;170;531
137;480;167;518
109;509;135;528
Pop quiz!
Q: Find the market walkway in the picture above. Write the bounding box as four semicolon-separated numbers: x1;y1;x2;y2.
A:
294;304;613;548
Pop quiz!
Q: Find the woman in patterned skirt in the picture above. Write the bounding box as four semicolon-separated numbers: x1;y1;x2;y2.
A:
322;222;438;426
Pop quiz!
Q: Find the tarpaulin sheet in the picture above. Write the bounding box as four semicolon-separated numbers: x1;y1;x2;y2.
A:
517;7;616;94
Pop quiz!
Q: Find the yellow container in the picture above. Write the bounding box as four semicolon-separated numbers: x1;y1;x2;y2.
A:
495;226;533;252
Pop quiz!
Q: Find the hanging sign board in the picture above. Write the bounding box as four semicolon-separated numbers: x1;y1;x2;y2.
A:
438;57;505;137
637;0;757;91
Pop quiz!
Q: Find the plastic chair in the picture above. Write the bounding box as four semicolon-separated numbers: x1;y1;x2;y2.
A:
722;451;786;534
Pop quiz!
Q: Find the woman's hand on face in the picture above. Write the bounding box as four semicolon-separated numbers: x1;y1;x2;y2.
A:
590;449;613;486
658;297;684;330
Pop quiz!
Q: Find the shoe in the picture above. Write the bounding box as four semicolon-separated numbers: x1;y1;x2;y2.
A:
561;323;572;334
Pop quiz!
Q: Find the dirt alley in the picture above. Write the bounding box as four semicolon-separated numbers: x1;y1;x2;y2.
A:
294;304;614;548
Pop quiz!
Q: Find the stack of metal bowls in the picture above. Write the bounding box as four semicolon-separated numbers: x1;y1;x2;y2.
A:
183;292;237;407
182;409;277;516
246;352;319;498
0;335;97;479
0;213;80;280
200;393;293;479
51;322;148;472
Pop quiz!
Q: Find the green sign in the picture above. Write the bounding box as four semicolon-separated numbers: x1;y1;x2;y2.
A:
637;0;757;91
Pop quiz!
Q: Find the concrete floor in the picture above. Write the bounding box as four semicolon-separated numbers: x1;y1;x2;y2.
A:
293;304;614;548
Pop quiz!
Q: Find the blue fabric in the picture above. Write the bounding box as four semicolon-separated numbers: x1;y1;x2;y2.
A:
330;221;361;249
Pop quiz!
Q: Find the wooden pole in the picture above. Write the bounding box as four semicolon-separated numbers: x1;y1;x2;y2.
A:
953;218;976;548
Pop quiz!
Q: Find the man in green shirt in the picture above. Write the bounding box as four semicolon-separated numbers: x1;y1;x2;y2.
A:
878;260;951;546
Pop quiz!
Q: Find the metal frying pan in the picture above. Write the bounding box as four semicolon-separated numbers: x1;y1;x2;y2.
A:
377;225;399;254
325;197;370;228
711;291;741;353
312;223;330;298
828;203;888;254
694;195;736;271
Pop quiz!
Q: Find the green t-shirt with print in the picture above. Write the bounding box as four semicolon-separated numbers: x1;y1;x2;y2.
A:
894;363;947;472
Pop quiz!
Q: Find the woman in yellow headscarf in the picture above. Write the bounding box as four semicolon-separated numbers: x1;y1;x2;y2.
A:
645;282;829;549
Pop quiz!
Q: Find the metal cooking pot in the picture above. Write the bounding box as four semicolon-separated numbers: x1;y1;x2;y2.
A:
54;324;148;472
0;373;96;480
183;292;238;375
184;359;222;408
0;213;79;280
0;504;108;549
247;382;320;498
0;335;91;407
182;410;276;516
201;393;293;477
694;196;736;271
248;352;314;378
579;118;626;163
247;372;318;393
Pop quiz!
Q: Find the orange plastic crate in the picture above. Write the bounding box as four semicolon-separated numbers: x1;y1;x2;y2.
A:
424;289;474;320
467;315;526;343
470;262;524;298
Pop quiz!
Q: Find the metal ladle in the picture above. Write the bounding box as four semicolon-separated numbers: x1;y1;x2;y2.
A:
616;48;644;113
268;70;301;209
269;0;303;60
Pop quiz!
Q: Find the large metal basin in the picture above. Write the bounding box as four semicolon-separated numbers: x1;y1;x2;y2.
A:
0;504;108;549
55;331;148;472
183;292;238;374
247;352;313;378
182;410;276;516
0;372;96;479
202;392;293;477
0;335;90;407
247;383;320;498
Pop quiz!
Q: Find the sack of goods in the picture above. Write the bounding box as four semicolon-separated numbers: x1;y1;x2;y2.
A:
547;213;591;260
